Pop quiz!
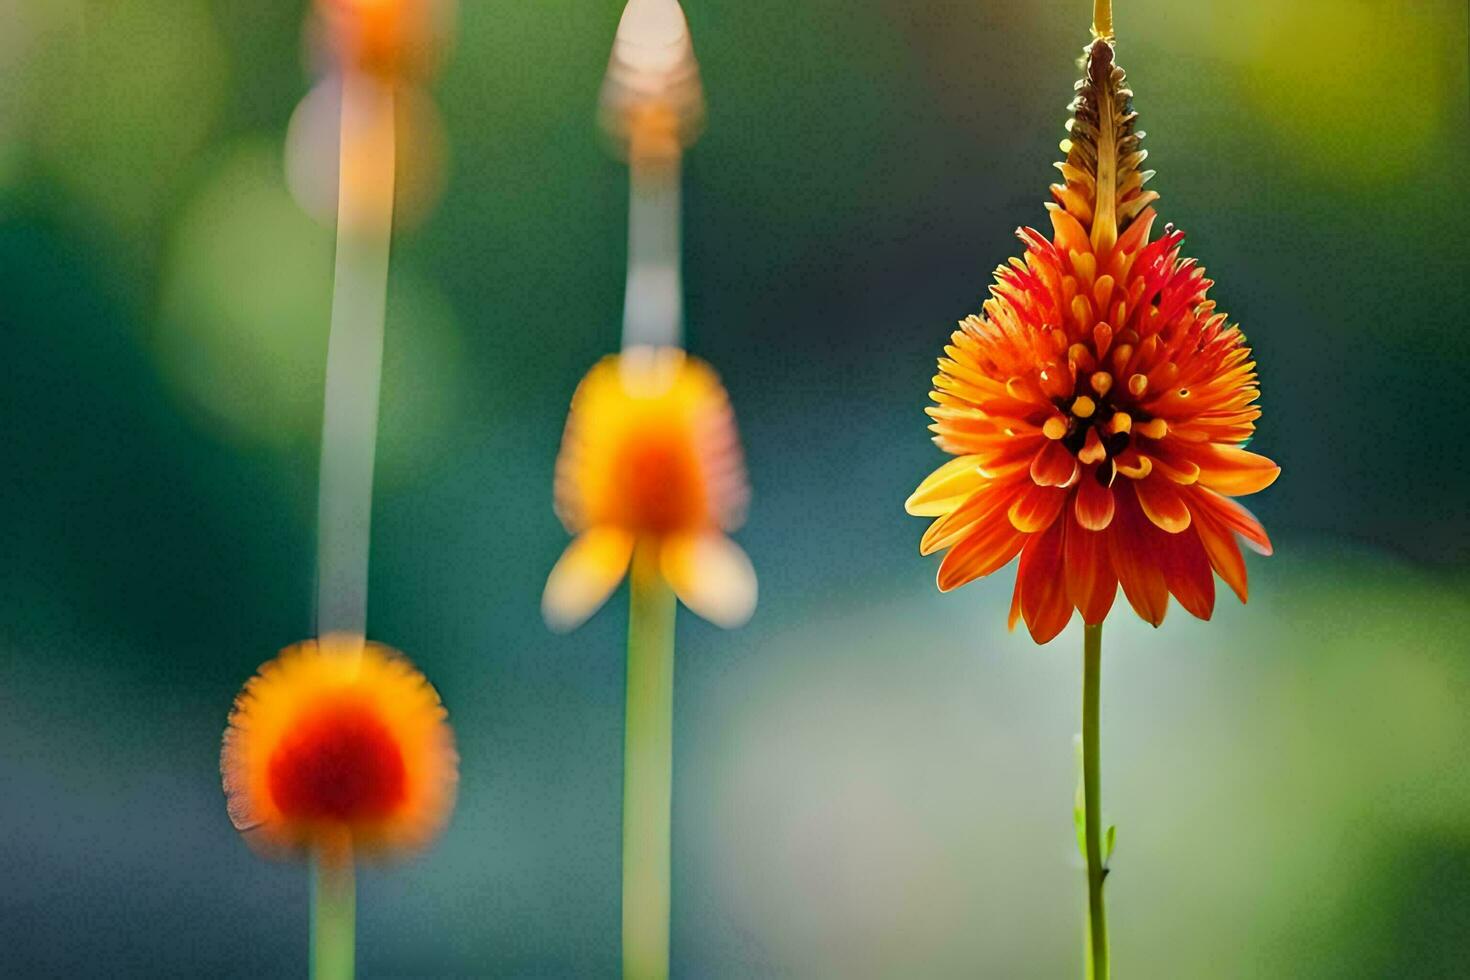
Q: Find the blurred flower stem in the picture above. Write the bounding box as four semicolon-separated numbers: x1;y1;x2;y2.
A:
311;850;356;980
1082;623;1109;979
623;142;682;350
316;71;397;640
622;544;677;979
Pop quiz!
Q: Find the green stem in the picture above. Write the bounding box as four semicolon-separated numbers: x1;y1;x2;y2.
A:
311;851;356;980
1082;623;1109;979
622;544;677;980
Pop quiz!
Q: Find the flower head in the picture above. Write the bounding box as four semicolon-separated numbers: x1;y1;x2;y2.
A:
544;347;756;631
221;635;458;863
906;34;1279;643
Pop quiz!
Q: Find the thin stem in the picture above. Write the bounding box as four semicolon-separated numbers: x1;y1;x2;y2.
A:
622;544;677;980
311;851;356;980
1082;623;1109;980
316;71;397;640
622;151;683;350
1092;0;1114;39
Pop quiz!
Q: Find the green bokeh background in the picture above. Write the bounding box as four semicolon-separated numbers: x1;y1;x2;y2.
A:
2;1;1468;976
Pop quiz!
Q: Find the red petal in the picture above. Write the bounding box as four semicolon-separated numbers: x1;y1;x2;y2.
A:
1074;471;1115;530
1018;519;1072;643
1157;527;1215;621
1008;483;1067;532
1135;475;1192;533
1030;440;1079;488
1064;515;1117;624
1108;485;1169;626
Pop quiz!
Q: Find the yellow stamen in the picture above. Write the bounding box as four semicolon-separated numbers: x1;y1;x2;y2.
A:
1127;373;1148;397
1135;418;1168;440
1090;371;1113;396
1072;395;1096;419
1043;416;1069;440
1106;411;1131;435
1116;453;1152;480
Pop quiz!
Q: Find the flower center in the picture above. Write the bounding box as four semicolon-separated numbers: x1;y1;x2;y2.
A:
611;425;708;533
1043;367;1171;486
268;696;407;823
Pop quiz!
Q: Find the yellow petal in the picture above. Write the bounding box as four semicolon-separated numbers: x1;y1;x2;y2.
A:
905;455;986;516
542;527;635;632
660;533;757;629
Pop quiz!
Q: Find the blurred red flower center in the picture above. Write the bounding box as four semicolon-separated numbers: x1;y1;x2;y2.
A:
268;699;407;821
611;428;707;533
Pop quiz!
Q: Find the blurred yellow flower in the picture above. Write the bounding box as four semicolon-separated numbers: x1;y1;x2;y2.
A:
544;347;756;631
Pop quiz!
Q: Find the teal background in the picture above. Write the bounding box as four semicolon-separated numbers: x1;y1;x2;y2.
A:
1;1;1468;975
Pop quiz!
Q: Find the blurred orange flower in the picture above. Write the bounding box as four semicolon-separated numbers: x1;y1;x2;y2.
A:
906;38;1278;644
312;0;452;82
221;635;457;863
544;348;756;631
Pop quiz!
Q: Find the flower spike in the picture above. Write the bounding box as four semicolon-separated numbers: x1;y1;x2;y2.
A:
906;4;1282;976
1055;37;1157;255
907;6;1279;644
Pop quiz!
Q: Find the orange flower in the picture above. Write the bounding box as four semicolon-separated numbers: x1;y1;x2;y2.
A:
221;635;457;863
312;0;451;81
906;36;1278;644
543;347;756;631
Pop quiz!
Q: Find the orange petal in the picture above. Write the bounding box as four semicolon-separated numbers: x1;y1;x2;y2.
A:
906;455;987;517
1109;486;1169;626
1147;445;1201;485
1192;488;1273;555
1135;476;1192;533
659;533;758;629
542;527;635;631
1030;440;1079;488
1074;471;1115;530
937;520;1026;593
1007;573;1024;633
1050;207;1091;258
1018;518;1072;643
1190;444;1280;496
919;480;1021;556
1064;515;1117;625
1191;503;1249;603
1008;483;1067;533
